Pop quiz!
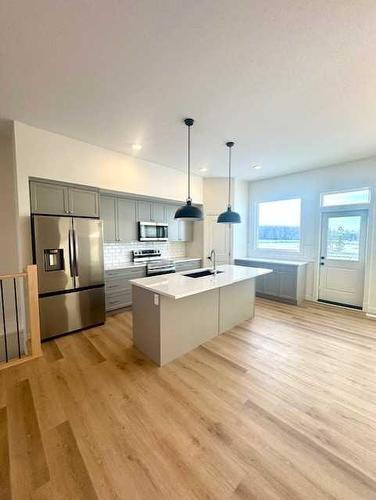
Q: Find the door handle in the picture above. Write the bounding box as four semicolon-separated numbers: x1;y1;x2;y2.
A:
320;262;325;266
72;229;79;277
68;230;75;277
320;256;325;259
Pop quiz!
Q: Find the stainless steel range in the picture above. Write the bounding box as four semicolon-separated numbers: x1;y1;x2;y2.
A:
132;249;176;276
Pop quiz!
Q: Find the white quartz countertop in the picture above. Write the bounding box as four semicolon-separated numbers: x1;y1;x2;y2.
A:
235;257;310;266
105;257;201;271
130;264;272;299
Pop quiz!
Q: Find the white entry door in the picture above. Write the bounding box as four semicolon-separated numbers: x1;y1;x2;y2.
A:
318;210;368;308
205;216;232;266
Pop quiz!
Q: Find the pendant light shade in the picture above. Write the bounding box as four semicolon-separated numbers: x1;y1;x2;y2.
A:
217;205;241;224
175;118;203;221
217;141;241;224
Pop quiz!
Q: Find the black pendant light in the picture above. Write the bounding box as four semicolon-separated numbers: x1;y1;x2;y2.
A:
217;141;241;224
175;118;203;221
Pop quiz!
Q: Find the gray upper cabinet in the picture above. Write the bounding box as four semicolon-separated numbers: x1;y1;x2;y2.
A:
30;180;99;217
118;198;137;242
137;201;152;222
178;220;193;242
166;205;179;241
30;181;69;215
136;200;167;223
100;196;117;242
69;187;99;217
165;204;192;242
100;195;137;243
151;203;166;222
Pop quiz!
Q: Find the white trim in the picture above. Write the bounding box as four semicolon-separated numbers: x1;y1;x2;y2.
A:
317;208;369;308
366;312;376;320
321;203;372;213
320;187;371;208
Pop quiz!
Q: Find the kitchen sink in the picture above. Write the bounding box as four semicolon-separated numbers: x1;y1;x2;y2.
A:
184;269;224;278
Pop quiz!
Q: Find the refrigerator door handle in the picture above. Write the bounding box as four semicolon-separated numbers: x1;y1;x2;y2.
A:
72;229;79;277
68;229;75;278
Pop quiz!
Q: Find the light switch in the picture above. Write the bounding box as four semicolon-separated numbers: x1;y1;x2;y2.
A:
154;294;159;306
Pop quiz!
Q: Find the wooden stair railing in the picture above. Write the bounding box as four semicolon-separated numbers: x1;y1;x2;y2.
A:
0;265;42;370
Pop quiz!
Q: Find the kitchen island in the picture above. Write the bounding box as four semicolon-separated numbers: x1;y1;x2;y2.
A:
131;264;272;366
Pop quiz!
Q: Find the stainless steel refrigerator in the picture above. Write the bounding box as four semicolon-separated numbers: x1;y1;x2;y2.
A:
32;215;105;340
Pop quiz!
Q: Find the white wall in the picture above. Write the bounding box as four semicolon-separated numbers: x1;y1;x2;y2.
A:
13;121;203;268
248;158;376;313
0;133;19;274
233;179;249;260
0;130;26;358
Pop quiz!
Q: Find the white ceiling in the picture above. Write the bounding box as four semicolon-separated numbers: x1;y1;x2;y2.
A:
1;0;376;179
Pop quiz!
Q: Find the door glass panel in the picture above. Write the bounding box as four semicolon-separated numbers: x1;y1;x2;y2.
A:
326;216;361;261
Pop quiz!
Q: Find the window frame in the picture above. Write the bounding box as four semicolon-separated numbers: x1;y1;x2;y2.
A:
320;187;371;209
253;197;303;255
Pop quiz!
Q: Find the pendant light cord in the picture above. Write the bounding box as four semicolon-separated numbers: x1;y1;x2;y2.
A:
228;145;231;208
187;123;191;201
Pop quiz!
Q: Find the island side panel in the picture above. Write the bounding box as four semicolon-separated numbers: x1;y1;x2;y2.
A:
160;289;219;366
132;285;161;365
219;279;255;334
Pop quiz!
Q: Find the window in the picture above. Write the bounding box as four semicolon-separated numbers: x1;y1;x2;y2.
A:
321;188;370;207
256;198;301;251
326;215;361;261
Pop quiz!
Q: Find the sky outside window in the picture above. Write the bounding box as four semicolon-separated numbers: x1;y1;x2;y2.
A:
257;198;301;251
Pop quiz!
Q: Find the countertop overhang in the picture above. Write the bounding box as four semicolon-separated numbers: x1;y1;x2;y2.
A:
130;264;272;299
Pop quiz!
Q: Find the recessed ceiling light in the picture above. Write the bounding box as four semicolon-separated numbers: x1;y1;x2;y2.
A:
252;164;262;170
199;167;208;172
132;143;142;151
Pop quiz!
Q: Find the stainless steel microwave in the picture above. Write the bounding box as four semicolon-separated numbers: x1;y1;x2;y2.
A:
138;221;168;241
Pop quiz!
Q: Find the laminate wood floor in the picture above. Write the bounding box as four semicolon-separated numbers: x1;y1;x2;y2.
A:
1;298;376;499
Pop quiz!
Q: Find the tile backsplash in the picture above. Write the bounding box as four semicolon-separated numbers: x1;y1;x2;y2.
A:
103;241;187;268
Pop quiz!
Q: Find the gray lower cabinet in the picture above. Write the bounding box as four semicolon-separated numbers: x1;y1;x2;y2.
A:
30;180;99;217
235;259;307;305
105;267;146;311
105;260;202;311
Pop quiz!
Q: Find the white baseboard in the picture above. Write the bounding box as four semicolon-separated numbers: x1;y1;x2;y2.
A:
305;295;316;302
366;305;376;319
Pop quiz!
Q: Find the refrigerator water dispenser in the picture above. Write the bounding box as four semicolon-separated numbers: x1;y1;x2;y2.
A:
44;249;64;272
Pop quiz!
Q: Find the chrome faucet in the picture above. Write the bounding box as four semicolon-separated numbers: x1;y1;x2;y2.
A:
209;249;217;275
